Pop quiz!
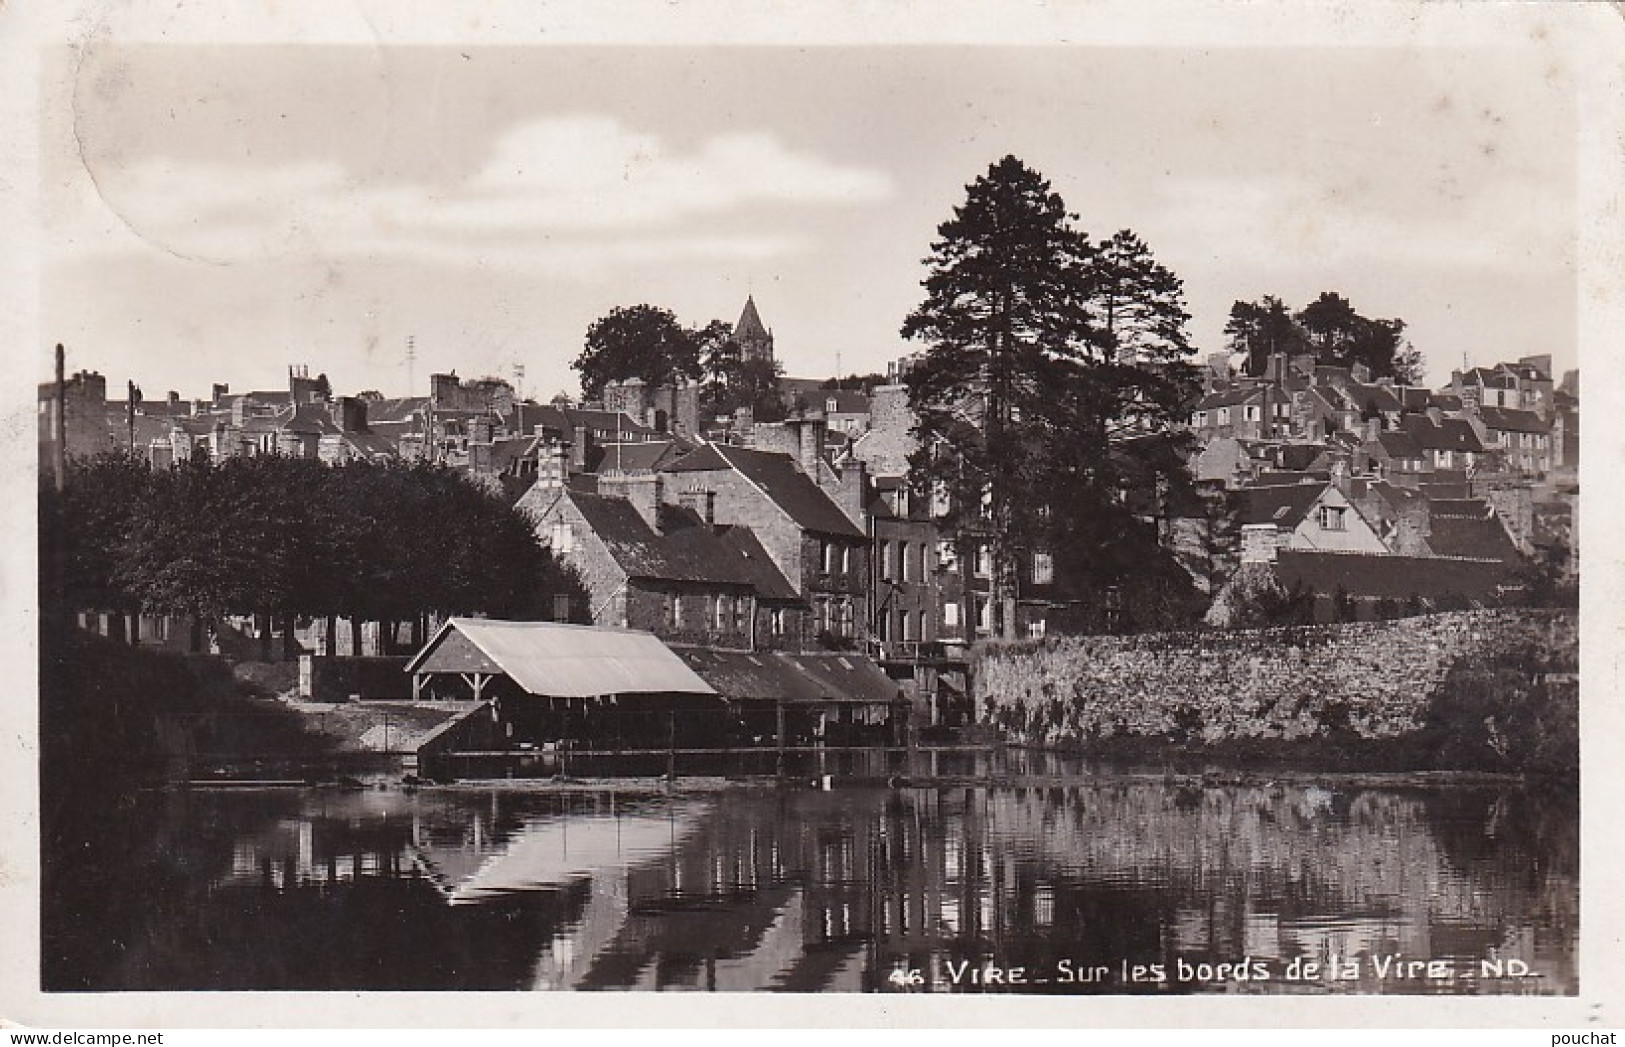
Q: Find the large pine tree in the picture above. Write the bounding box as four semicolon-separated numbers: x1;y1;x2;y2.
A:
901;155;1198;638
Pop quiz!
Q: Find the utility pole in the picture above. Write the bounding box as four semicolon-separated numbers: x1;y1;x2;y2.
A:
53;343;67;493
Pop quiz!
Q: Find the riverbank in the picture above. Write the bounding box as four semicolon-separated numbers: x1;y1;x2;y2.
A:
42;610;1578;790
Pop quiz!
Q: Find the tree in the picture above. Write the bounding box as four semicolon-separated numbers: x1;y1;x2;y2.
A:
572;304;703;401
1224;296;1310;376
901;155;1198;639
1226;291;1419;381
1090;229;1192;367
1297;291;1361;363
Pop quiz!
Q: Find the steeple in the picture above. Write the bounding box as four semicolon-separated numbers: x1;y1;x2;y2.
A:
733;295;775;363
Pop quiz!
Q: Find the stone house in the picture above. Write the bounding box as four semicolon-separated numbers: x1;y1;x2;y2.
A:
1468;406;1552;478
1237;479;1387;563
659;442;870;650
516;482;780;650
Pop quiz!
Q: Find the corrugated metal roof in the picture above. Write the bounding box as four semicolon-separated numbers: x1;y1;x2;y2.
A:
406;618;715;698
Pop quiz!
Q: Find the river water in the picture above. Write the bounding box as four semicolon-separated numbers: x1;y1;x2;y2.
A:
42;754;1577;994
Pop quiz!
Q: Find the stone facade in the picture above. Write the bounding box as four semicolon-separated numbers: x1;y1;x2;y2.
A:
851;385;918;478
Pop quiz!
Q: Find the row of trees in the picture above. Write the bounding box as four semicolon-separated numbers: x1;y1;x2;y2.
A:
1224;292;1423;383
901;155;1204;639
572;304;788;422
40;452;586;656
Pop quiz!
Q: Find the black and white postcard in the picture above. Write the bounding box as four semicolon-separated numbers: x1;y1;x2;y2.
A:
3;0;1622;1031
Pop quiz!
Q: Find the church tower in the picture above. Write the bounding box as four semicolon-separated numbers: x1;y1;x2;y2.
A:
733;295;775;364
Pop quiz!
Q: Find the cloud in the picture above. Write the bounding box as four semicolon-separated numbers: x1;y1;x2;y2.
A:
64;117;895;269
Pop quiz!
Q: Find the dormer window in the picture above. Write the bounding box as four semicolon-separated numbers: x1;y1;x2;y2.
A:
826;397;839;414
1318;506;1347;531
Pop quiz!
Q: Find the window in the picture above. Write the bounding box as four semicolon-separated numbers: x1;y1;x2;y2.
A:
976;595;993;635
879;541;893;581
552;594;572;622
974;544;993;579
549;521;574;554
671;593;684;626
840;545;852;575
770;608;786;636
937;539;958;571
826;397;839;414
915;542;927;581
1318;506;1347;531
822;540;837;574
1031;551;1054;585
734;597;748;634
1028;619;1047;639
943;601;960;628
930;482;951;518
1217;407;1231;425
899;541;911;582
1244;405;1260;422
714;595;728;630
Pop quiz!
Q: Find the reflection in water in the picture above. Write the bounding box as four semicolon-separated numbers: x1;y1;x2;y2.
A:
43;775;1577;994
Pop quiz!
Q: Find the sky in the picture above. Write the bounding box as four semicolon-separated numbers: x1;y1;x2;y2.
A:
37;18;1583;404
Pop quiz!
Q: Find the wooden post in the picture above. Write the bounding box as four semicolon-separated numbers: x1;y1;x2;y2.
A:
667;710;676;782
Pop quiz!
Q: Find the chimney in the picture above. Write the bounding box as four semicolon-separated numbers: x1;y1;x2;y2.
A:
212;382;230;405
1240;523;1284;564
829;456;868;530
1426;406;1443;426
332;396;368;434
537;440;567;490
1330;457;1351;494
1364;417;1381;442
599;473;663;530
168;390;180;408
733;405;754;444
571;424;589;470
1351;362;1371;384
231;397;248;428
678;488;716;526
797;412;827;478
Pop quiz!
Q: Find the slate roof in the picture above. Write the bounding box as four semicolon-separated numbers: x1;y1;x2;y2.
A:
569;492;756;588
1194;388;1264;411
714;525;801;601
590;440;682;475
1253;470;1327;486
1274;444;1326;471
1428;498;1491;516
528;405;655;439
673;648;900;705
1426;514;1521;562
1477;406;1550;434
1402;414;1484;453
662;443;865;538
1239;483;1325;527
1339;382;1403;415
1372;430;1422;459
366;397;430;424
1273;549;1508;604
734;295;771;344
817;390;872;415
488;435;538;473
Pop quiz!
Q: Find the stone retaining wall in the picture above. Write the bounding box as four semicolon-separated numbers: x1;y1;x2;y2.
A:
974;610;1576;745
